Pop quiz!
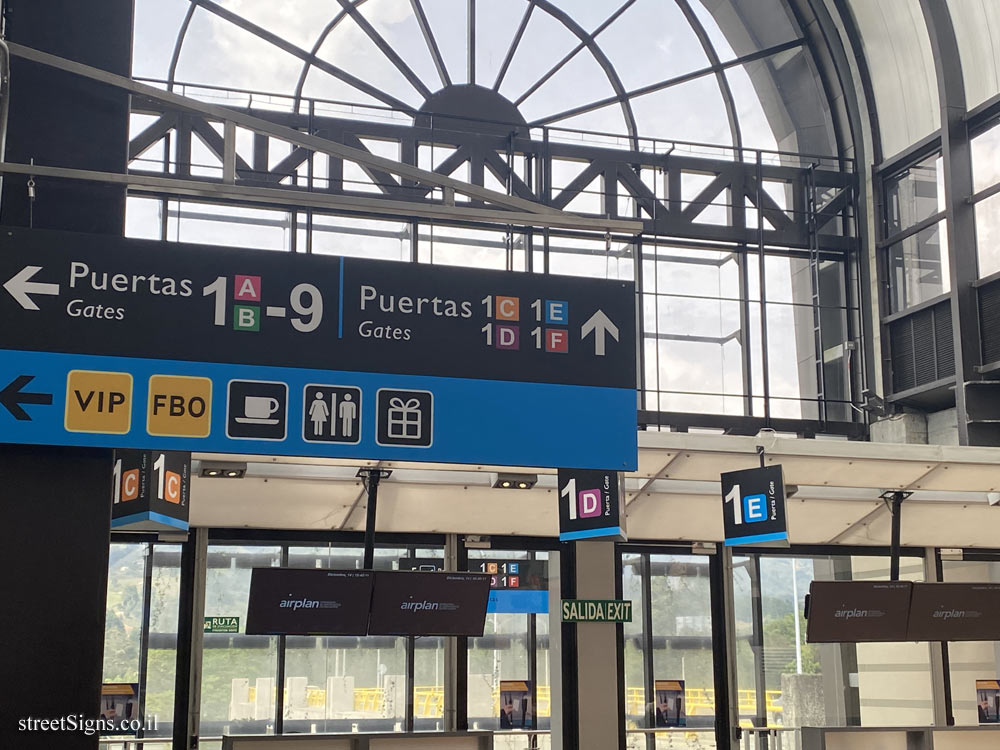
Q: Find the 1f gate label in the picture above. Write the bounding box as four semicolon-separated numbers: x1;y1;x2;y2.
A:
720;464;789;547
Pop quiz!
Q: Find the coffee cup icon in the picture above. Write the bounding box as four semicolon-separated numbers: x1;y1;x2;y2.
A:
242;395;280;421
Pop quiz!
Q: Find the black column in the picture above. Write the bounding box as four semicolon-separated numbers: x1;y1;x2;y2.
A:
0;2;132;748
1;0;132;232
0;445;113;749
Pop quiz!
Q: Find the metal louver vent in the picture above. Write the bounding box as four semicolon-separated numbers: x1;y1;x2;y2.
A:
888;300;954;393
980;278;1000;365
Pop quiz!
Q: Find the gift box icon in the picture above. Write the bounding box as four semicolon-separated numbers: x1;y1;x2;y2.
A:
387;397;423;440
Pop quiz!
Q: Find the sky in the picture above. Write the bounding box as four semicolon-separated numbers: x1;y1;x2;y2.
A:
125;0;847;418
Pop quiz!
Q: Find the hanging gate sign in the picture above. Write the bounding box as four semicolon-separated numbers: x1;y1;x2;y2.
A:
720;464;789;546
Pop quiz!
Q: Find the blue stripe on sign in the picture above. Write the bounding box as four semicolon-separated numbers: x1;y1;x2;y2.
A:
111;511;189;530
724;531;788;546
0;348;637;469
488;589;549;614
559;526;623;541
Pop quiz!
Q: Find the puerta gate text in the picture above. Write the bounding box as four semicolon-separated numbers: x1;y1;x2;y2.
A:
0;228;637;469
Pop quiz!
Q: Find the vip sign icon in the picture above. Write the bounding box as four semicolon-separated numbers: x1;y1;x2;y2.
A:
720;464;789;547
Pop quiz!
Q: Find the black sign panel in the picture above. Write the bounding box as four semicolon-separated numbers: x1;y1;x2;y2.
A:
721;465;788;546
0;227;635;389
907;583;1000;641
557;468;626;541
111;449;190;531
245;568;374;636
805;581;913;643
367;571;490;636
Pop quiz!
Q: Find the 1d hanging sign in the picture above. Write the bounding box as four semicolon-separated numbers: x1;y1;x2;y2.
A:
720;464;789;546
111;449;191;531
557;468;627;542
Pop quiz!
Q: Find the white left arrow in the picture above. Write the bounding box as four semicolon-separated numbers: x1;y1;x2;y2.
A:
3;265;60;310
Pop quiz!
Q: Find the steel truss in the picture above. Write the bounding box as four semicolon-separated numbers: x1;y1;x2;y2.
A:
1;41;864;437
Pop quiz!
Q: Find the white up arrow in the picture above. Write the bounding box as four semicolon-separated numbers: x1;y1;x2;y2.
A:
3;265;61;310
581;309;619;356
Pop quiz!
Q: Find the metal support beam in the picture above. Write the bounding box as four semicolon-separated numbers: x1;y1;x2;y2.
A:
879;490;912;580
358;468;391;569
5;41;576;218
0;161;643;234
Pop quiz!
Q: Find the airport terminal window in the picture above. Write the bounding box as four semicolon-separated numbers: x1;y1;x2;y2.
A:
102;540;181;741
622;550;717;748
103;543;146;688
733;551;935;733
941;556;1000;727
972;123;1000;278
467;549;550;734
200;544;282;737
284;545;408;734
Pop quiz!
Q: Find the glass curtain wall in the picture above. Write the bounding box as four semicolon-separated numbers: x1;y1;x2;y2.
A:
622;548;717;750
467;549;551;737
941;553;1000;727
101;539;182;747
732;550;936;737
971;120;1000;279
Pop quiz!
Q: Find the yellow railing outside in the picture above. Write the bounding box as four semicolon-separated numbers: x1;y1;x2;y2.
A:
625;687;782;717
263;684;782;720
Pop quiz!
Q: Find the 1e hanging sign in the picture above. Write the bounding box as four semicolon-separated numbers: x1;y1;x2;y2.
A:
720;464;789;546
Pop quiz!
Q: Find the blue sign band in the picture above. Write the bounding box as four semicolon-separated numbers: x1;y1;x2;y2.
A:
559;526;624;541
488;590;549;614
111;511;189;530
0;348;637;470
724;531;789;546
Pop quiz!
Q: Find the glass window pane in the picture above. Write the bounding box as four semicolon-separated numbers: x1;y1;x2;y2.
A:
884;154;943;236
648;555;715;732
972;123;1000;194
103;543;147;685
622;554;648;728
283;545;407;733
887;220;950;312
145;544;182;738
941;558;1000;727
200;545;282;737
976;191;1000;279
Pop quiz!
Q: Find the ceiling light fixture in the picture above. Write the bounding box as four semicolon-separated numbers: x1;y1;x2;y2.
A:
199;461;247;479
491;472;537;490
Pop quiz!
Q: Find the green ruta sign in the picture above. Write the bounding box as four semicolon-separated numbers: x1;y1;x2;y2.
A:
204;616;240;633
561;599;632;623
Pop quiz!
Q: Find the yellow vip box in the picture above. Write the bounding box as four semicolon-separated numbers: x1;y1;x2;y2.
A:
147;375;212;438
65;370;133;434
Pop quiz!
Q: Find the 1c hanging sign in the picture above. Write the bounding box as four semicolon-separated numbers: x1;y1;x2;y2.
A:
720;464;789;546
111;449;191;531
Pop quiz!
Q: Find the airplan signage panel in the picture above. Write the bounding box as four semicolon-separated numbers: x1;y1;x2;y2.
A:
0;228;637;469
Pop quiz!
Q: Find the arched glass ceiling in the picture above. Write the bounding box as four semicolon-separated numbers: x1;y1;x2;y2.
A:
945;0;1000;111
131;0;840;156
846;0;939;161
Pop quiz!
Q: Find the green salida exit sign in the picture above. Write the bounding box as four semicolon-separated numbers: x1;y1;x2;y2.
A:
561;599;632;623
204;616;239;633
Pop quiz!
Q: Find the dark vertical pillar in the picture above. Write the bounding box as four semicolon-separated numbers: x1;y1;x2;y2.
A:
919;1;982;445
1;0;132;232
0;445;112;749
0;2;132;748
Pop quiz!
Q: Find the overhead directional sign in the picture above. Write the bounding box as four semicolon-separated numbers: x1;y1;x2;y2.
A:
0;227;637;469
557;468;627;541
